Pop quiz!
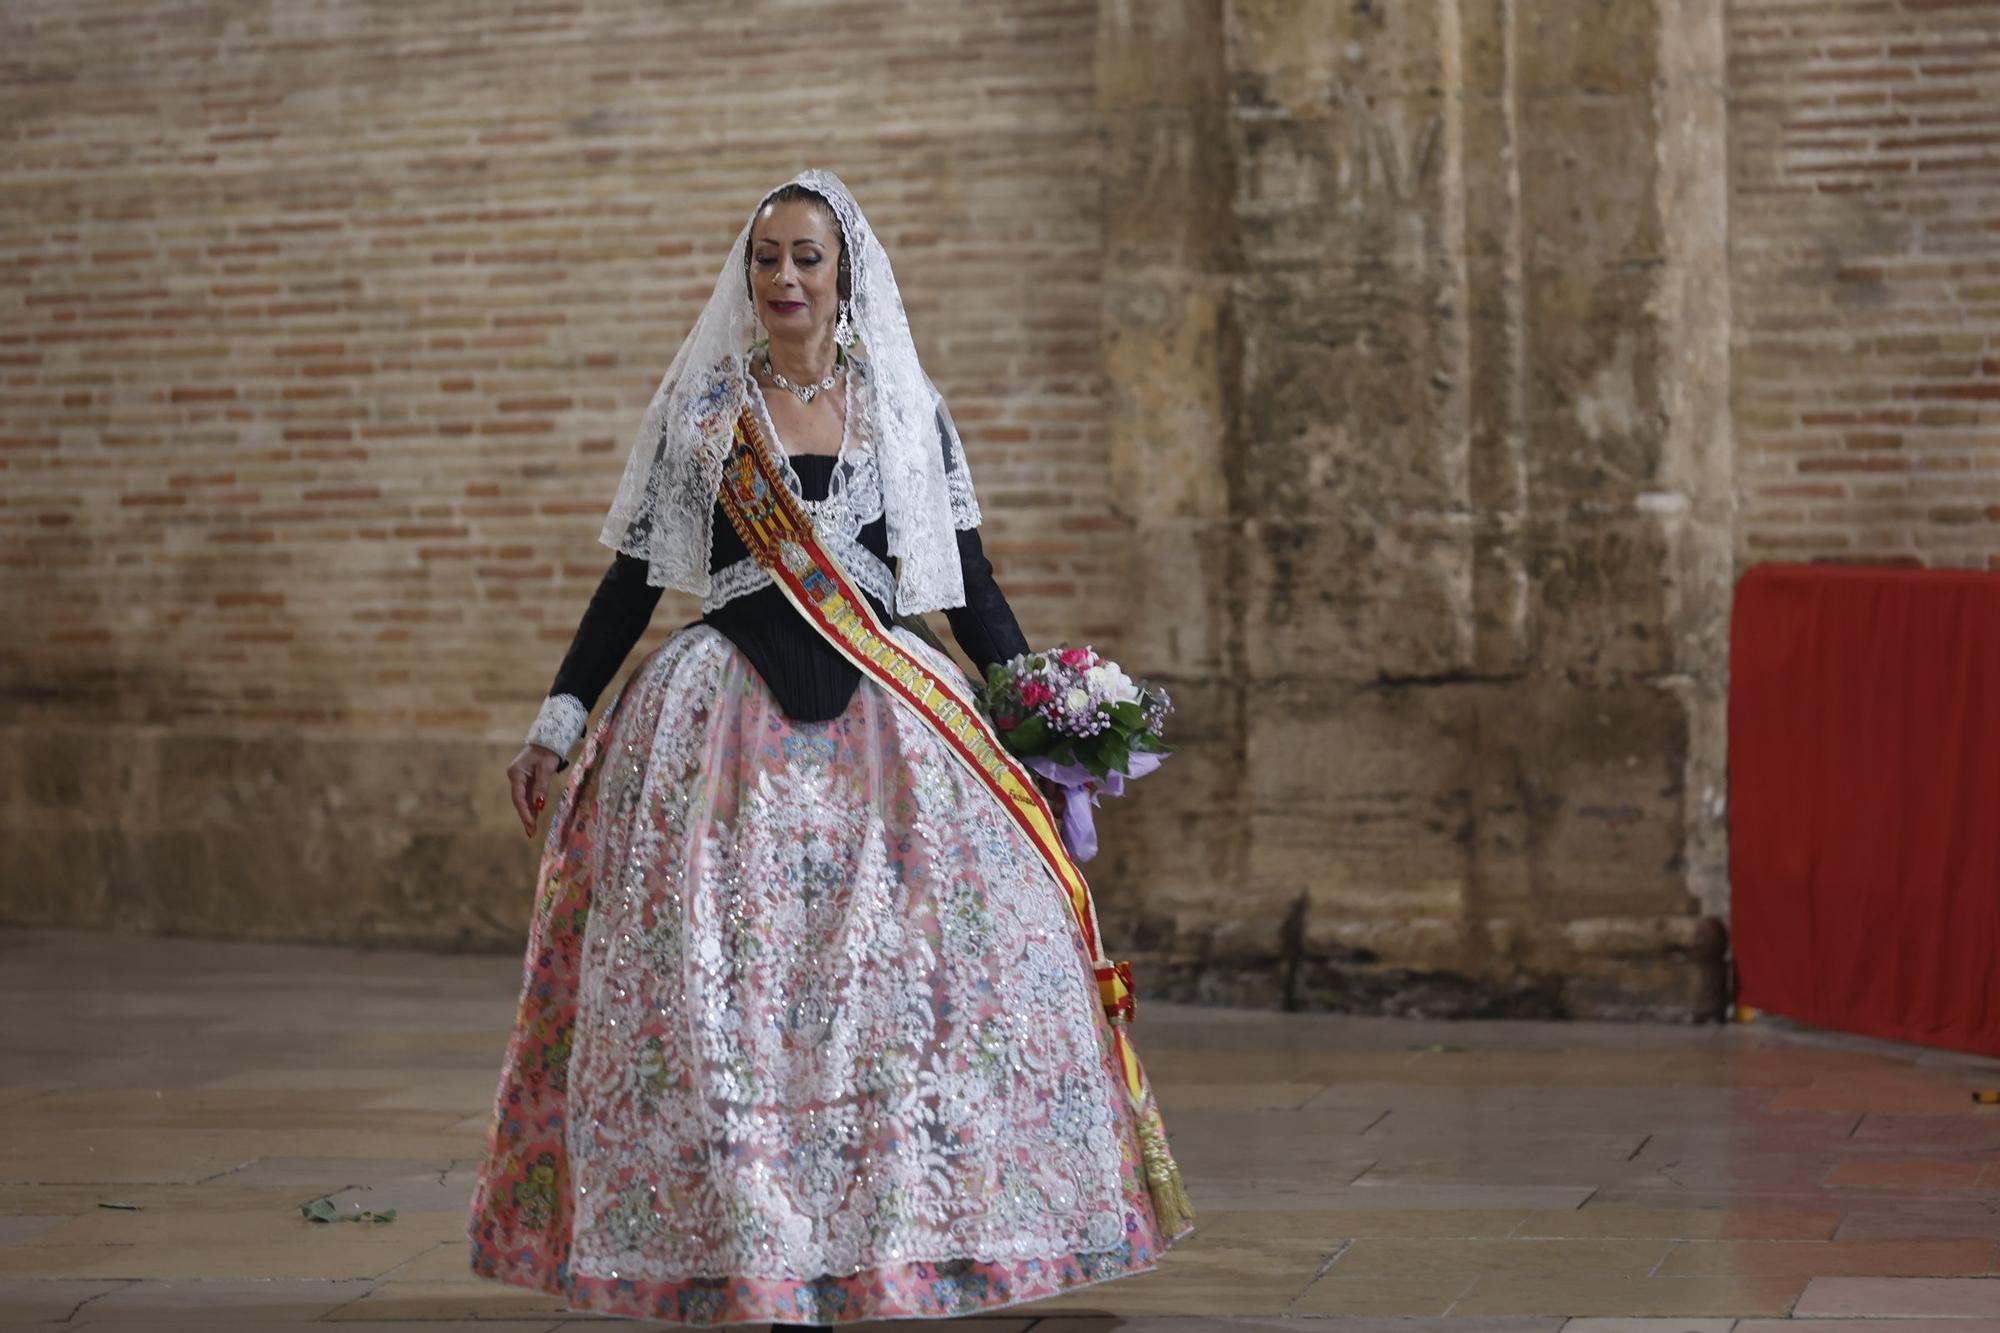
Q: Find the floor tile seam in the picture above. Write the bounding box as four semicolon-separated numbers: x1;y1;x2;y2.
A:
1434;1271;1481;1316
1558;1323;1743;1333
1343;1159;1382;1185
1840;1158;2000;1177
1281;1237;1355;1310
1668;1237;1988;1247
1312;1237;1352;1279
1779;1269;1810;1320
1821;1186;2000;1205
317;1237;453;1316
1832;1184;2000;1192
59;1277;135;1323
1828;1220;1992;1245
191;1153;271;1186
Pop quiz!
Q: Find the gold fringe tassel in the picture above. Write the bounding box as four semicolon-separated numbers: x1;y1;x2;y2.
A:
1137;1098;1196;1237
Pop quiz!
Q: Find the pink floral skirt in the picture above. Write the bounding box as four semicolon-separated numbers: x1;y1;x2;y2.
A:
467;625;1179;1324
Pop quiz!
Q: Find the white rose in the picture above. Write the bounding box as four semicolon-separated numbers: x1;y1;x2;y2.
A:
1065;687;1091;713
1085;663;1139;704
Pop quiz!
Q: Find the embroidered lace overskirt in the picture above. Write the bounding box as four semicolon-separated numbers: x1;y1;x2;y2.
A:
467;625;1174;1324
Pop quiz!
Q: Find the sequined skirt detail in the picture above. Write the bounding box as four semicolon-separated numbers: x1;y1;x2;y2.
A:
467;625;1173;1324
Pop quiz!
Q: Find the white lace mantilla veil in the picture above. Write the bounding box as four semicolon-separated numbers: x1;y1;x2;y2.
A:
598;168;980;615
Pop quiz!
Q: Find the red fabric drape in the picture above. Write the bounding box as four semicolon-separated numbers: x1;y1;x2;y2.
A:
1730;563;2000;1057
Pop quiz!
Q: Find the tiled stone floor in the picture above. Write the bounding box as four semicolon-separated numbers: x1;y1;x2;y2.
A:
6;927;2000;1331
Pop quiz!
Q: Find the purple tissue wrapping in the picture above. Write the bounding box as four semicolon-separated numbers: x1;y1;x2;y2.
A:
1021;750;1166;862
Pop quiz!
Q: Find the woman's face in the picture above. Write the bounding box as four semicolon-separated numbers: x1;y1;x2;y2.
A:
749;199;841;341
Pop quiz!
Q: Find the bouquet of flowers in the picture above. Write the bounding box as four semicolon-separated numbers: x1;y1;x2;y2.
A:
976;645;1173;862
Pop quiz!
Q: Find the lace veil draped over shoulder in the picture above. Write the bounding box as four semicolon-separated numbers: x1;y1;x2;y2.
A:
598;168;983;615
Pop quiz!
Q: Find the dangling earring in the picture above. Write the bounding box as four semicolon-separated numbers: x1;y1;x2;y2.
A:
834;299;852;349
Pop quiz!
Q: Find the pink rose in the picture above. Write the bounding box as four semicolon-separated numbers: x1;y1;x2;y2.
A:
1057;646;1095;669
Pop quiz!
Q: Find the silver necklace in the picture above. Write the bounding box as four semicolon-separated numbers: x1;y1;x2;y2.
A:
764;348;842;404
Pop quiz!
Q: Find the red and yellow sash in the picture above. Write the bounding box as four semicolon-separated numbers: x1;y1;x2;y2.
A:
715;408;1192;1234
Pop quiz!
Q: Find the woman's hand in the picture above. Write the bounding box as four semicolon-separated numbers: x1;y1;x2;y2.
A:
507;744;562;838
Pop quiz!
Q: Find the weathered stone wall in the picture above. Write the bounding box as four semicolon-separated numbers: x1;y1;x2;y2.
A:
1094;0;1734;1019
1730;0;2000;566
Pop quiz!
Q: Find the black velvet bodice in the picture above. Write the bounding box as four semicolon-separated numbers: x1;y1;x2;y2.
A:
544;453;1028;729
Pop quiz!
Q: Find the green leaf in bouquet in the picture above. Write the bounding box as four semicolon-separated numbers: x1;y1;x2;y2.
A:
1004;714;1051;755
1077;741;1113;782
1100;730;1133;777
1110;700;1145;732
1133;733;1172;754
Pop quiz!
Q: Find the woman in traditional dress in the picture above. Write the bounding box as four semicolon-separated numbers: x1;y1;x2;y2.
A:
466;169;1190;1328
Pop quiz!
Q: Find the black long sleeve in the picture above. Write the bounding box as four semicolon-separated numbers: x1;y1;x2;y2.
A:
943;526;1030;677
548;551;664;711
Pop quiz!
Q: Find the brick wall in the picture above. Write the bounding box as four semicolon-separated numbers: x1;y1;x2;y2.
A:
0;0;1115;943
0;0;1112;737
1730;0;2000;566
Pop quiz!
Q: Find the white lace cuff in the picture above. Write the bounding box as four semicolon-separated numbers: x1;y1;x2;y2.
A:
526;694;588;762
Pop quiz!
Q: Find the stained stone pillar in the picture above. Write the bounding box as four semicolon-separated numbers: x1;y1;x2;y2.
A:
1095;0;1256;999
1098;0;1733;1018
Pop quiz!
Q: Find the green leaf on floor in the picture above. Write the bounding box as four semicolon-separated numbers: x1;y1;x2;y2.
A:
299;1195;396;1224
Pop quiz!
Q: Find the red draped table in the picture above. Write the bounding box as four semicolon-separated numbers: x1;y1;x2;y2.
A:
1731;563;2000;1057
